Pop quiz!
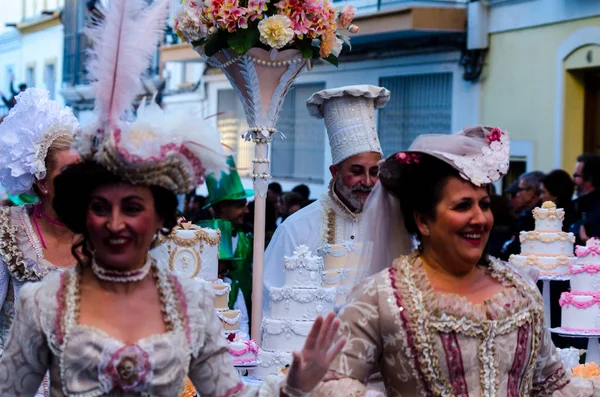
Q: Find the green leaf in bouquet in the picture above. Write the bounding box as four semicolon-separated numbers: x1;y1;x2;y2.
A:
323;54;339;67
296;39;314;59
228;29;260;54
205;32;228;57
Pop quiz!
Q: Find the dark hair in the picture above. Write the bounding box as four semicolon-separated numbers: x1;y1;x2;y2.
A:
292;184;310;201
541;169;575;206
519;171;545;195
53;161;178;265
380;154;461;237
577;153;600;188
268;182;283;195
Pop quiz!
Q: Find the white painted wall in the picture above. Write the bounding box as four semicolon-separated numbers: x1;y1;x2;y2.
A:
489;0;600;33
20;24;65;105
0;0;65;106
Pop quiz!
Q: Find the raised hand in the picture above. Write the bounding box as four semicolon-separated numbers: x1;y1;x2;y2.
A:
284;312;346;393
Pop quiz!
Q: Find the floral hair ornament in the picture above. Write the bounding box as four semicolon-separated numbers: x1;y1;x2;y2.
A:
77;0;228;194
0;88;79;195
392;125;510;186
395;152;421;165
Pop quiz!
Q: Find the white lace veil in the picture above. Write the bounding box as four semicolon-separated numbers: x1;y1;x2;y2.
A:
349;125;510;286
349;182;414;283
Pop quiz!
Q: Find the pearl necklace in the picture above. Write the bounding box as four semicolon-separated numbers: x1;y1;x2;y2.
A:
92;257;152;283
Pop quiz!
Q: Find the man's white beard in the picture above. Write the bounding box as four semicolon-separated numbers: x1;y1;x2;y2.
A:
335;174;370;212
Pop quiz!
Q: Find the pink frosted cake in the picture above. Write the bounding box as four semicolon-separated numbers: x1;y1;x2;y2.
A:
228;337;259;366
560;238;600;332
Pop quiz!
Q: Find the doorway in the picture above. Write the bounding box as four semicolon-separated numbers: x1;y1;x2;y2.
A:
584;67;600;154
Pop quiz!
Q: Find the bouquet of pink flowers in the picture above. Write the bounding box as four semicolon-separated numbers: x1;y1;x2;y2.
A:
174;0;358;65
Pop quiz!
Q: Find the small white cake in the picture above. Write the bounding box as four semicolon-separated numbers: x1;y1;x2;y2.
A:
228;337;259;366
509;202;576;276
150;222;220;281
560;238;600;332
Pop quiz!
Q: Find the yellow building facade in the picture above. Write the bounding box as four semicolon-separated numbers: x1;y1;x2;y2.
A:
481;15;600;173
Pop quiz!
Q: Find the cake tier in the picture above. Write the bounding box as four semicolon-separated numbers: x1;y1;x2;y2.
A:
255;349;292;380
321;243;365;271
283;246;324;289
575;238;600;260
229;339;259;365
269;287;336;320
570;263;600;292
211;280;231;310
533;204;565;232
519;231;575;256
509;254;575;276
150;227;220;281
560;292;600;332
261;318;313;351
322;267;359;288
322;267;358;304
217;309;241;332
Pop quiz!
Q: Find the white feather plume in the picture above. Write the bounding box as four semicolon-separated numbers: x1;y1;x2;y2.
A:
85;0;170;127
124;99;229;177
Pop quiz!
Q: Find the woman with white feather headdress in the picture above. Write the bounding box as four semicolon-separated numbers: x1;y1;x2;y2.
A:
0;0;345;396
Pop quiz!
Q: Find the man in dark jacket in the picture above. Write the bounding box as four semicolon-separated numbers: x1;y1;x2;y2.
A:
570;153;600;245
501;171;545;258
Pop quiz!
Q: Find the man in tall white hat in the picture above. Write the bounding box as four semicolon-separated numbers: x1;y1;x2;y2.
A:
263;85;390;313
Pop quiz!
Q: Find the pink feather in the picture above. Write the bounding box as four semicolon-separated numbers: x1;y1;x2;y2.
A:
85;0;170;127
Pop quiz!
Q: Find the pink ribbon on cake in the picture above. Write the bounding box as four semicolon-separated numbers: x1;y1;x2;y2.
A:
575;245;600;257
570;263;600;274
229;340;259;356
560;292;600;308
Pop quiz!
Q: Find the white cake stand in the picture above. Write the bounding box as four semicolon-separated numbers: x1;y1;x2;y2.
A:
551;328;600;363
538;274;570;329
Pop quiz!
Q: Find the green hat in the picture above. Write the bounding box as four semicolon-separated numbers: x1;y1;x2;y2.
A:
197;218;242;261
204;155;253;208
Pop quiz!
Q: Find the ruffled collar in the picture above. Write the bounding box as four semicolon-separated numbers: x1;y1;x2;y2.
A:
399;253;539;323
0;205;60;282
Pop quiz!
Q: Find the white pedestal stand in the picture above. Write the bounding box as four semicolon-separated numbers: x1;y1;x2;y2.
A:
551;329;600;363
538;274;570;329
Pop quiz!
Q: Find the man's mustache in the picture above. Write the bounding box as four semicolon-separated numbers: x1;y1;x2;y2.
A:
352;185;373;193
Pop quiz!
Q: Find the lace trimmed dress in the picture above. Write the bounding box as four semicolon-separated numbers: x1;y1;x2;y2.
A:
0;262;282;397
0;205;69;396
314;253;599;397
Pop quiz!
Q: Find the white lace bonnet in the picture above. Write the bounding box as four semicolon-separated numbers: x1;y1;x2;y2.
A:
75;0;228;194
0;88;79;195
306;85;389;165
391;125;510;186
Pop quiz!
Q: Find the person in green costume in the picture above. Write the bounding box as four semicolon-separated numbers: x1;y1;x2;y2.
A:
205;156;254;319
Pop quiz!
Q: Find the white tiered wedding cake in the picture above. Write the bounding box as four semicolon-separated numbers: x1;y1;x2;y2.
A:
560;238;600;332
256;246;337;379
509;201;576;276
150;222;256;365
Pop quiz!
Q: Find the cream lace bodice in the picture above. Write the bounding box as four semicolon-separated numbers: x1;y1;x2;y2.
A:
315;254;598;397
0;265;281;396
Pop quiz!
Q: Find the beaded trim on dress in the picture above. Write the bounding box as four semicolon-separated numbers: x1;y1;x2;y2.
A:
0;206;60;282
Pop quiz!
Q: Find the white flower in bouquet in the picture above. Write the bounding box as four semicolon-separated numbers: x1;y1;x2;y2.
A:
258;15;295;49
332;37;344;57
175;2;210;42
